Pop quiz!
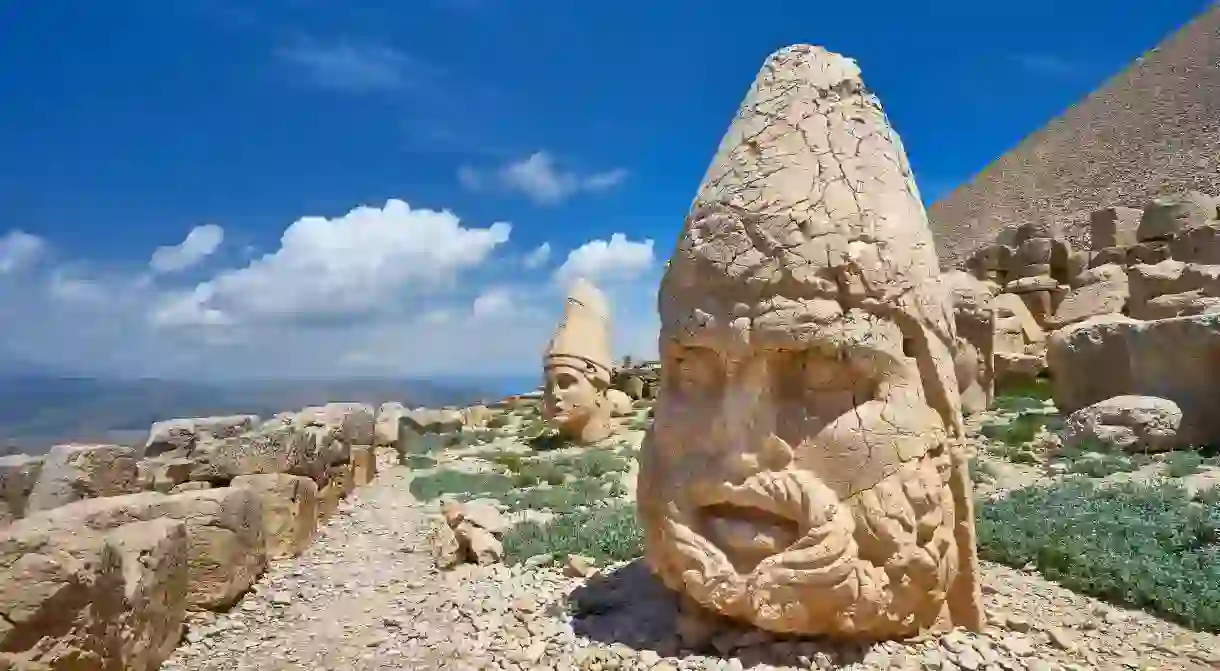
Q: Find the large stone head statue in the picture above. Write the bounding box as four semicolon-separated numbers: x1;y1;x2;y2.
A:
637;45;982;639
543;279;614;443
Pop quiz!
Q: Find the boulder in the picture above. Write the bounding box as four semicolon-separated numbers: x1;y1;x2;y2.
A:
169;481;211;494
1137;191;1217;242
145;415;260;458
455;521;502;565
374;401;405;447
1170;222;1220;264
0;516;188;671
27;487;266;610
1089;206;1141;249
0;455;42;525
1049;312;1220;446
401;408;463;435
149;458;193;494
431;521;462;570
1046;263;1129;329
994;352;1046;390
606;389;634;417
992;293;1045;345
186;425;335;484
232;474;319;558
296;403;375;446
25;444;141;515
349;445;376;487
619;375;646;400
1063;396;1182;454
449;500;509;536
462;405;492;427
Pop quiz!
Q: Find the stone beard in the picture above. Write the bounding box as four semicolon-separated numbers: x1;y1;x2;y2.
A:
636;45;981;639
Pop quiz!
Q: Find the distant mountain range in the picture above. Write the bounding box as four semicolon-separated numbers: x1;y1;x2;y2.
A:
0;374;539;455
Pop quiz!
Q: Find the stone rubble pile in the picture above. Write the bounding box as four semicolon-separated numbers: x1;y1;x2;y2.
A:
957;187;1220;447
432;500;509;568
0;400;396;670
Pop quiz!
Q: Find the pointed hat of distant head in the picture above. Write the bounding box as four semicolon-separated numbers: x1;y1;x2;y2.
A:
544;277;613;384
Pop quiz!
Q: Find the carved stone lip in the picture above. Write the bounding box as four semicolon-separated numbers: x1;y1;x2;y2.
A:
692;477;793;522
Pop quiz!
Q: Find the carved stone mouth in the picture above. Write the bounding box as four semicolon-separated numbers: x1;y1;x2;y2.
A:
697;502;801;573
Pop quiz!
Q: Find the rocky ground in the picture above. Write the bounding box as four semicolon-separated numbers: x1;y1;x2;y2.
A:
159;406;1220;671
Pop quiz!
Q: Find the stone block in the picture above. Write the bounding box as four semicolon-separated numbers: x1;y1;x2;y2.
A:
232;473;319;558
1089;207;1141;249
26;444;141;515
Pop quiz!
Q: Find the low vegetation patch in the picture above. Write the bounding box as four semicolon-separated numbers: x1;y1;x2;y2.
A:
981;413;1060;448
408;469;515;501
502;503;644;565
977;478;1220;631
992;378;1054;412
403;454;437;469
501;476;624;513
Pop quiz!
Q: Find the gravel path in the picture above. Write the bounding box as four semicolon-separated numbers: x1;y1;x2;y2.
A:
160;454;1220;671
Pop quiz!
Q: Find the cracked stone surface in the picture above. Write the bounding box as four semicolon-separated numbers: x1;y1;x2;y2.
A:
638;44;981;638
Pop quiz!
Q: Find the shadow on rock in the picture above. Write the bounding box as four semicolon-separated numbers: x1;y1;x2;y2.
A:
565;560;871;668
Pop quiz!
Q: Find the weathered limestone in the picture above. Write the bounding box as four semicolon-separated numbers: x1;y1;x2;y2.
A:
232;473;319;558
944;271;996;415
0;516;189;671
542;279;615;444
1137;191;1217;242
1049;312;1220;446
146;415;260;458
432;500;507;568
374;401;406;448
1090;207;1141;249
1063;396;1182;454
349;445;377;486
1047;263;1130;328
296;402;375;447
637;45;981;639
0;454;42;525
31;488;267;611
26;444;142;515
606;388;635;417
186;424;336;485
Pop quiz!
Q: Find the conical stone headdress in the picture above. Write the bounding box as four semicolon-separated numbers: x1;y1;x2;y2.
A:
544;278;613;385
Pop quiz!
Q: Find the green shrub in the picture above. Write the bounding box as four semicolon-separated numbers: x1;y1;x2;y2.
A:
981;414;1058;447
502;503;644;565
1065;453;1142;478
969;457;997;483
986;443;1040;465
403;454;437;469
512;459;568;487
1164;451;1206;478
977;478;1220;631
502;478;615;513
408;470;515;501
486;414;512;429
992;378;1054;412
555;449;631;479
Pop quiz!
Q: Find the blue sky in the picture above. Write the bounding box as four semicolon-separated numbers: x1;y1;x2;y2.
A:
0;0;1211;379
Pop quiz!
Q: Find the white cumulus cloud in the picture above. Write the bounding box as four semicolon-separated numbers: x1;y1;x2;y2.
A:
149;224;225;274
0;230;45;274
555;233;655;285
151;199;511;328
459;152;627;205
523;242;551;269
